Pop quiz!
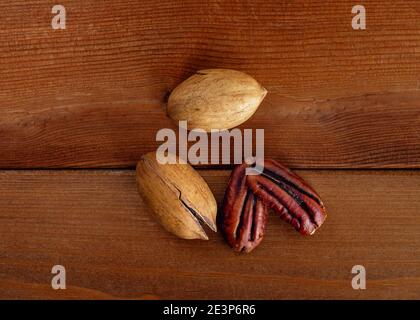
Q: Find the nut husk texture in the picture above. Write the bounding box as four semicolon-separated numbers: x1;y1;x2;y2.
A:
136;151;217;240
167;69;267;131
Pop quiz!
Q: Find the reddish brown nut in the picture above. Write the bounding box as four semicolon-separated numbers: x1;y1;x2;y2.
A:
221;163;268;253
247;159;327;235
221;159;327;253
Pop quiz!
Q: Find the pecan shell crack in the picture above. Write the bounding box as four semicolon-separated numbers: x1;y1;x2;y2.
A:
177;186;218;234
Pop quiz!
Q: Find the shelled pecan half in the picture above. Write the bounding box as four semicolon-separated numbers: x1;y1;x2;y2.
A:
221;159;327;252
221;163;268;253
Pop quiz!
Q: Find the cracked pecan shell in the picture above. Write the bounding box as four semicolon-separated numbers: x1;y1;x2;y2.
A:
136;151;217;240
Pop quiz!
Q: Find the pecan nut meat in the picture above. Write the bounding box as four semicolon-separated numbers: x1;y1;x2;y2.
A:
221;159;327;252
221;163;268;253
247;159;326;236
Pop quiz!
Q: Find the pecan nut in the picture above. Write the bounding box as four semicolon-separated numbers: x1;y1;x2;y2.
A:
136;151;217;240
167;69;267;132
221;163;268;253
221;159;327;252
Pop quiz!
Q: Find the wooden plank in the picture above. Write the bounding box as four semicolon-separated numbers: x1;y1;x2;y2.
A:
0;169;419;299
0;1;419;168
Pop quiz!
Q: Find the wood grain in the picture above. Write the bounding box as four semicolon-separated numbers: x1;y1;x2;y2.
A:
0;169;419;299
0;1;419;168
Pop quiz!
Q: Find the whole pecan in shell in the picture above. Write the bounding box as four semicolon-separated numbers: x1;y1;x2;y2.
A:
167;69;267;132
221;159;327;253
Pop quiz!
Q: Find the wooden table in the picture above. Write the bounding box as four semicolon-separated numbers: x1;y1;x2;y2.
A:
0;1;419;299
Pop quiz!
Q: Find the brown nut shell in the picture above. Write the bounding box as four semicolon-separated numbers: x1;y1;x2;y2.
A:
167;69;267;131
136;151;217;240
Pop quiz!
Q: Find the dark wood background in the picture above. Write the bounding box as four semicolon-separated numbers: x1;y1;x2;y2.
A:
0;0;419;299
